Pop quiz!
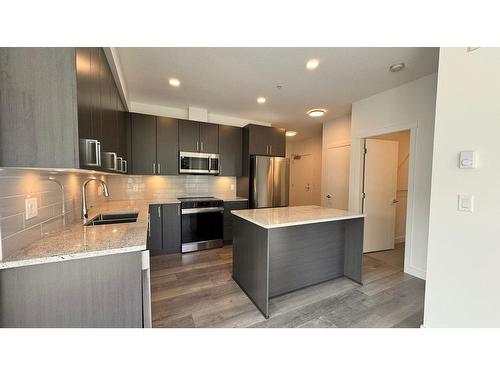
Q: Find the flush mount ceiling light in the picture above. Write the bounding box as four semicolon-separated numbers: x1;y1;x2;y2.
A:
168;78;180;87
285;130;297;137
389;63;405;73
306;59;320;70
307;108;326;117
257;97;266;104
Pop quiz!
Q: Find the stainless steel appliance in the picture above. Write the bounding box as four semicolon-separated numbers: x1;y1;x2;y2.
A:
178;197;223;252
179;152;219;174
79;139;101;167
250;156;290;208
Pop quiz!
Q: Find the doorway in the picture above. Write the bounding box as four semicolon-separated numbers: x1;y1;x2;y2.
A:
362;130;410;268
289;153;314;205
324;143;350;209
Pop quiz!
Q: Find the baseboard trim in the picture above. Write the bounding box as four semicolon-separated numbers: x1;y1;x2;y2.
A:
404;264;426;280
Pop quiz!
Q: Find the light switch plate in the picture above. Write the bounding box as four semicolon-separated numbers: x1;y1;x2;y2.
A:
25;197;38;220
458;194;474;212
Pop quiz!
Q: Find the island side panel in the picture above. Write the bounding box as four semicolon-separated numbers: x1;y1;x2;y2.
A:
344;218;364;284
268;221;345;298
232;215;269;317
0;252;143;328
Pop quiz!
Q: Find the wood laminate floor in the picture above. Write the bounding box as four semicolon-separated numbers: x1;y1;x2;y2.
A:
150;245;424;328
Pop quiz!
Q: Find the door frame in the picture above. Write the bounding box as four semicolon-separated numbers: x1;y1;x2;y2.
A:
352;121;417;276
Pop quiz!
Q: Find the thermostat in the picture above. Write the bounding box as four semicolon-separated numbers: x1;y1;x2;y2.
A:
459;151;476;169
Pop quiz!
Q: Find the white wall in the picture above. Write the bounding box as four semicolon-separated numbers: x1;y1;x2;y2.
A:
321;115;352;207
424;48;500;327
287;134;323;206
129;102;271;128
350;73;438;279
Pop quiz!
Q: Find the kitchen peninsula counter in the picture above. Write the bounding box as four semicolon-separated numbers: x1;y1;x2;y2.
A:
231;205;365;318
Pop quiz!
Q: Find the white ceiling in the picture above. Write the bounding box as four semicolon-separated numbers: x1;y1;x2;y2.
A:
117;47;439;140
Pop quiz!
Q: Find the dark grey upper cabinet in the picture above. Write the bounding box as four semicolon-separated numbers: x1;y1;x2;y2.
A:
0;48;79;168
246;124;285;157
162;204;181;254
199;122;219;153
157;117;179;175
219;125;242;176
131;113;157;175
269;127;286;156
178;120;219;153
178;120;200;152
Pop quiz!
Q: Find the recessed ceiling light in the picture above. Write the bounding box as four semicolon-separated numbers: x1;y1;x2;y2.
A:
306;59;320;70
168;78;180;87
257;97;266;104
285;131;297;137
307;108;326;117
389;63;405;73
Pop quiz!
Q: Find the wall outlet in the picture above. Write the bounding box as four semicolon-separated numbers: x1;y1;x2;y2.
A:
230;184;235;191
25;197;38;220
133;184;139;192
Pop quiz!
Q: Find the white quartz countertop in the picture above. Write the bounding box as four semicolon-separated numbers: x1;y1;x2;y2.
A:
231;205;365;229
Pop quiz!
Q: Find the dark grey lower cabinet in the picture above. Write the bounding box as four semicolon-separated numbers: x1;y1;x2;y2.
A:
148;204;163;256
223;200;248;245
162;204;181;254
0;252;143;328
148;203;181;256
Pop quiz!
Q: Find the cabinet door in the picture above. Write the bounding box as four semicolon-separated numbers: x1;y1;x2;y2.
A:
178;120;200;152
223;201;248;245
100;61;116;153
162;204;181;254
269;127;286;157
76;47;92;140
156;116;179;175
148;205;163;256
219;125;242;176
199;123;219;153
89;47;102;142
131;113;157;175
247;124;271;156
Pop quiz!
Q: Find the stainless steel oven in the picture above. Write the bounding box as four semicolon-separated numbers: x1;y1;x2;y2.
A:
178;197;223;253
179;152;219;175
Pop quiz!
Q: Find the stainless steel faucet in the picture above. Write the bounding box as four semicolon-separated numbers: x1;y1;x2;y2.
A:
82;178;109;221
46;177;66;225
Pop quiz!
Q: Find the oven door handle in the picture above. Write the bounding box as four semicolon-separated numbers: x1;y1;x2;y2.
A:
181;207;224;214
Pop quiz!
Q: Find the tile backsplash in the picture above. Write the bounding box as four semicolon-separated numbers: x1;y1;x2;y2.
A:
0;168;237;260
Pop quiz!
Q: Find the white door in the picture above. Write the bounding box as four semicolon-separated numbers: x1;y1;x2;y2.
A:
325;145;350;209
363;139;398;253
290;154;314;206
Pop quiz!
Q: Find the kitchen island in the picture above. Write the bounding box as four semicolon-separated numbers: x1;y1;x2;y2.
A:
231;205;365;318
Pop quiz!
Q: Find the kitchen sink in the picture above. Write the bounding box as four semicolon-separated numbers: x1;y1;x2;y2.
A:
84;212;139;226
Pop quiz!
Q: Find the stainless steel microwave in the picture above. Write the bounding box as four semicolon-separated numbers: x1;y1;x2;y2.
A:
179;152;219;175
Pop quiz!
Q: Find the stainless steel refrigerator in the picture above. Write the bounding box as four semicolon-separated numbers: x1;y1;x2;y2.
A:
249;156;290;208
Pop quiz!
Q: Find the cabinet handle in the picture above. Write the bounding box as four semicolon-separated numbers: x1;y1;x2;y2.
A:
201;141;204;151
270;145;272;155
158;206;161;218
147;213;151;237
196;141;199;151
177;205;180;216
152;162;156;174
158;163;161;174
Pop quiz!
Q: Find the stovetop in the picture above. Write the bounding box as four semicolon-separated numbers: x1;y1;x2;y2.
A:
177;196;219;202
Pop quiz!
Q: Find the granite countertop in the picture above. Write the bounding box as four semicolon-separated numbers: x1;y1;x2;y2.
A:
0;199;176;270
231;205;365;229
0;196;247;270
